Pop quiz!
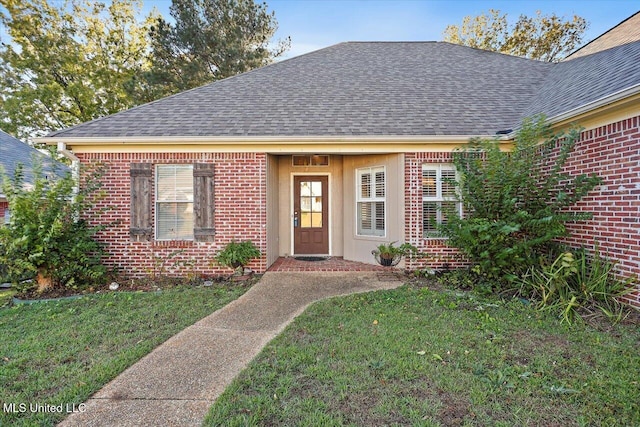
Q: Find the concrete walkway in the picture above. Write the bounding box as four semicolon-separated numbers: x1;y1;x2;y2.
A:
59;271;404;426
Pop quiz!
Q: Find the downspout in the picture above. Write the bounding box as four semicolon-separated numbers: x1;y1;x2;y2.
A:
57;142;80;196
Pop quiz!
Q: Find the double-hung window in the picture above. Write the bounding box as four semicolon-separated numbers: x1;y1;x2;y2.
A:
130;163;214;242
156;165;194;240
422;164;462;236
357;166;385;236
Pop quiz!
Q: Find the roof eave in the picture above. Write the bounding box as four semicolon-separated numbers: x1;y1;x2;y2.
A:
35;134;494;146
501;83;640;139
549;83;640;125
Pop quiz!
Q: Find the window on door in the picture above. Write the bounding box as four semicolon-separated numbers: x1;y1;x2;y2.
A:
356;166;385;236
299;180;323;228
422;164;462;236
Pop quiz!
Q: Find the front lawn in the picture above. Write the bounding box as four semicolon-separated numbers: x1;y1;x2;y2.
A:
206;282;640;426
0;288;14;307
0;283;250;427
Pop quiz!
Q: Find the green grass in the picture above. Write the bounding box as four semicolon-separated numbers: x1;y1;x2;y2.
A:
205;284;640;427
0;283;249;427
0;288;15;307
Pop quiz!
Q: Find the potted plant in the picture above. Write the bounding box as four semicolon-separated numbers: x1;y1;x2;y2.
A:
215;240;261;276
372;241;418;267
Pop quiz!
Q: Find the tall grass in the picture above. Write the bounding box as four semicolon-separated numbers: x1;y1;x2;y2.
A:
519;248;634;324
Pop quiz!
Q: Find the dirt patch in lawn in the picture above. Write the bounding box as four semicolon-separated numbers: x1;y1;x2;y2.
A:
437;388;472;426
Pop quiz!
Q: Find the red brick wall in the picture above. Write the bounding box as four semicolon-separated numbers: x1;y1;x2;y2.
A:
404;152;467;271
555;116;640;307
78;152;268;278
404;116;640;308
0;201;7;223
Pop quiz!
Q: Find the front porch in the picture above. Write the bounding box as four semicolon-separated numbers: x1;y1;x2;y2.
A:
268;256;393;272
265;153;406;268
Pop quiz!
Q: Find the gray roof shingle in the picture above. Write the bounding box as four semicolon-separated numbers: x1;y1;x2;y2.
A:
47;42;552;138
0;129;69;186
523;41;640;120
45;40;640;140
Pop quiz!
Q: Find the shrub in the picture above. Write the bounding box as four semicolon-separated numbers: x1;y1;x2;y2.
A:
0;161;108;291
439;116;602;286
215;240;261;271
518;248;634;324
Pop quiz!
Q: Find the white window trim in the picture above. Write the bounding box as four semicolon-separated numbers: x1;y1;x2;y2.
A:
155;164;195;241
422;163;462;237
356;166;386;237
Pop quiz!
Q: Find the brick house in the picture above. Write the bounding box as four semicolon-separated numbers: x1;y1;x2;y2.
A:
40;16;640;306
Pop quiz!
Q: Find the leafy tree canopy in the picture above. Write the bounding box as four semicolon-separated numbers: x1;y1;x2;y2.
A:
0;0;156;139
443;9;588;62
139;0;291;101
0;0;290;139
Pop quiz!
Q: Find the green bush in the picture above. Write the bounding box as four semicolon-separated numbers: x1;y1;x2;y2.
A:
518;249;634;324
215;240;261;271
439;116;602;286
0;161;108;291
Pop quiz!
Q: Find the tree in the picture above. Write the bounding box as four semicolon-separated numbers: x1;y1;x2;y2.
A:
443;9;588;62
0;161;108;291
140;0;290;101
0;0;155;139
438;116;602;284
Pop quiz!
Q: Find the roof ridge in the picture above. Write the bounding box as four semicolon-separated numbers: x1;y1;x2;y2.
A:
341;41;439;44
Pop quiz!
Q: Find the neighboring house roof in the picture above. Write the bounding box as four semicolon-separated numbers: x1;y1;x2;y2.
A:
566;11;640;60
524;40;640;120
46;42;552;138
0;129;69;192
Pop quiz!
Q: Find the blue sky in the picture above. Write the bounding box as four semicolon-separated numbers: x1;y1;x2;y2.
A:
0;1;637;59
144;0;640;59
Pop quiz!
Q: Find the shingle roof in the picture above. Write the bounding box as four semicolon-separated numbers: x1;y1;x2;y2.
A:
0;129;69;187
47;42;552;138
522;41;640;120
566;12;640;60
44;40;640;140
